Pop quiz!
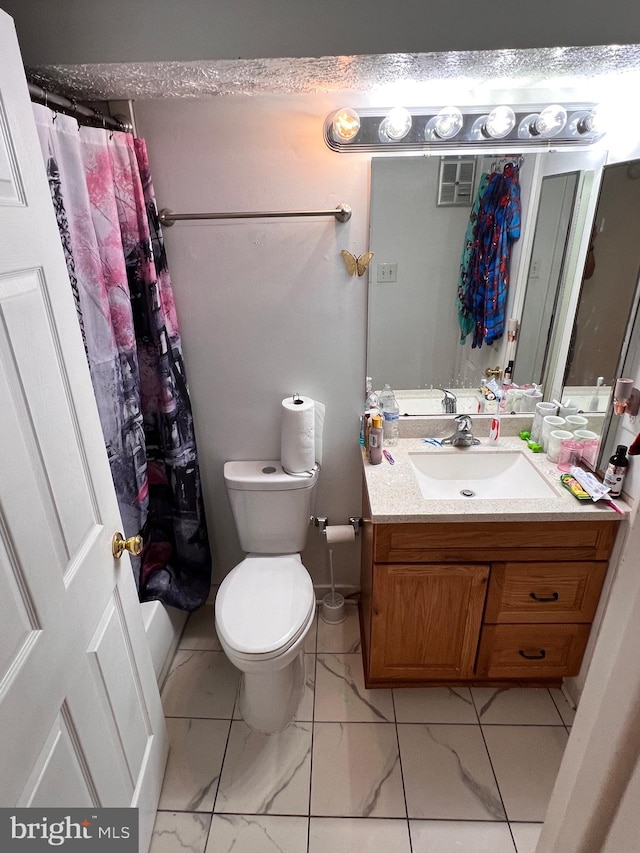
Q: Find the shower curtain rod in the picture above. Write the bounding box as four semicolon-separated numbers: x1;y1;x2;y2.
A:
158;204;352;226
28;82;133;133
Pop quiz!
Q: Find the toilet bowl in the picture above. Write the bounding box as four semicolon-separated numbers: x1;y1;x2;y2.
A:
215;460;318;733
216;554;315;733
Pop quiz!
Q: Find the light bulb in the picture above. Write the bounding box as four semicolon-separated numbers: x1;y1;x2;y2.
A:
427;106;463;140
484;105;516;139
332;108;360;142
379;107;412;142
569;104;605;136
534;104;567;138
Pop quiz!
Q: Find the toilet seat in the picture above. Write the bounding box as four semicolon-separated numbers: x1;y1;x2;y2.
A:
215;554;315;659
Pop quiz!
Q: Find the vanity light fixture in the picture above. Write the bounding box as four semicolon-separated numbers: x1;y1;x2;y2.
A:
518;104;568;139
378;107;412;142
470;106;516;140
324;102;604;152
425;106;464;140
568;104;604;137
484;105;517;139
331;107;361;142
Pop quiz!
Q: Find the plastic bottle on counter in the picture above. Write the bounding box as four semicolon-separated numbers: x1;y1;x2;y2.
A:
378;383;400;446
604;444;629;497
362;376;381;449
368;414;383;464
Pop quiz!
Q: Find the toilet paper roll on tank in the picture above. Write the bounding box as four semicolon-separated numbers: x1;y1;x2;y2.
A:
281;394;325;474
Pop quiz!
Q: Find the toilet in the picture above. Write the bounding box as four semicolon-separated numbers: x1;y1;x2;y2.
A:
215;460;318;733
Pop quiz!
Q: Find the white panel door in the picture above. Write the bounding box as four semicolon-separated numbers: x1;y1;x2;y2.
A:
0;10;167;852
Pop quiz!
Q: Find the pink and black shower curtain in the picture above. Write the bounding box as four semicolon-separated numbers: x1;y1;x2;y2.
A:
33;104;211;611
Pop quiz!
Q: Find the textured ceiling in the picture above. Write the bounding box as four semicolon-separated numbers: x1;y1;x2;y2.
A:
26;45;640;101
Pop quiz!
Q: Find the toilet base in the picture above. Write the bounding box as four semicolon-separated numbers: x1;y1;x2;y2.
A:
239;652;306;734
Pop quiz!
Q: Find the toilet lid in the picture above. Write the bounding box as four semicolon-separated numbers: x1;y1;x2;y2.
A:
216;554;315;656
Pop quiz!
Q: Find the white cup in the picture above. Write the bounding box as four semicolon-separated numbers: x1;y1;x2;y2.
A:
559;403;579;418
504;389;523;413
574;429;599;442
521;390;543;413
541;415;566;451
565;415;588;431
547;429;574;463
531;402;558;443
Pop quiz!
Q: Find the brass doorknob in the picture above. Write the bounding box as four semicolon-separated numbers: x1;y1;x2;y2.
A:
484;366;502;379
112;532;143;560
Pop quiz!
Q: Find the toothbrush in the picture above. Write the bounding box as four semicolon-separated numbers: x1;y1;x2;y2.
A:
589;377;604;412
603;499;625;515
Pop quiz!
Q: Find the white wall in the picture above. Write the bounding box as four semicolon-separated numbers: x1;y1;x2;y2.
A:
3;0;640;64
135;94;371;588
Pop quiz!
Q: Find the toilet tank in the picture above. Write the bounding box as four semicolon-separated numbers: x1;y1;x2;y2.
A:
224;461;318;554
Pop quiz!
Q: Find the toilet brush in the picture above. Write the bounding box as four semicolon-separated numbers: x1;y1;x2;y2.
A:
321;547;346;623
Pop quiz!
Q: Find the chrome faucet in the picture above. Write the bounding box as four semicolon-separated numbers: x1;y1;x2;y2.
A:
437;388;457;414
442;414;480;447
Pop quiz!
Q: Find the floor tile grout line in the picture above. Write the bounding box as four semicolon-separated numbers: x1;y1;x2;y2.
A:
469;686;484;726
547;685;575;729
307;649;317;852
469;685;516;841
545;686;569;726
476;714;512;827
159;713;570;725
389;688;413;849
155;808;539;822
208;683;237;818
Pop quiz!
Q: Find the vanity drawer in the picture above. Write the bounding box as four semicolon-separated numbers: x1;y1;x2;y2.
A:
476;623;591;679
372;520;617;564
484;561;608;624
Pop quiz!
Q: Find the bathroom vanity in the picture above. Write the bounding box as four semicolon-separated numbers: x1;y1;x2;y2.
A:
359;436;624;688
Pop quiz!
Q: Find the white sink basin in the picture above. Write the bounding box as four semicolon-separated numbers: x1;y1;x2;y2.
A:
409;451;557;500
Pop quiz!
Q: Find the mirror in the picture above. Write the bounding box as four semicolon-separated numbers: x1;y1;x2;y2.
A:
366;150;618;416
514;171;579;389
574;159;640;471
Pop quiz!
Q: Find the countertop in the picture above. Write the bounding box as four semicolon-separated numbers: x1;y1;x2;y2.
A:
362;436;630;523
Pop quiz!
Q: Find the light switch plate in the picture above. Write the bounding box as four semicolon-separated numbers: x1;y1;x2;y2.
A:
377;262;397;282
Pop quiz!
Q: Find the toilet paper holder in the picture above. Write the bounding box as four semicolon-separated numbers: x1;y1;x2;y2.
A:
313;516;361;536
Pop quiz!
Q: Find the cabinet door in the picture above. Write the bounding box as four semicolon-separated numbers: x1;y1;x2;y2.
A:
369;563;488;681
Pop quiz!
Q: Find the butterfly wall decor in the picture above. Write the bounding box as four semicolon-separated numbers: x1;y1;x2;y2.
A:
341;250;374;277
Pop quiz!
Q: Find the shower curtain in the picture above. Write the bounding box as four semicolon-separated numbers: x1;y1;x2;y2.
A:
33;104;211;612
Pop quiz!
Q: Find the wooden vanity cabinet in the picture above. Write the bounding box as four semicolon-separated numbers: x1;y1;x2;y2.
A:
360;504;618;687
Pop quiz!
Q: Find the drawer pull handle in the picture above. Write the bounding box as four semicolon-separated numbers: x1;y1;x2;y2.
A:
529;592;559;602
519;649;546;660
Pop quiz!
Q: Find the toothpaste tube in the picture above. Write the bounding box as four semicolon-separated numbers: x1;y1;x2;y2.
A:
568;466;611;502
560;474;590;501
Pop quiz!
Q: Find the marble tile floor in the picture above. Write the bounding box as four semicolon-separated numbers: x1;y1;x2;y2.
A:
150;604;576;853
